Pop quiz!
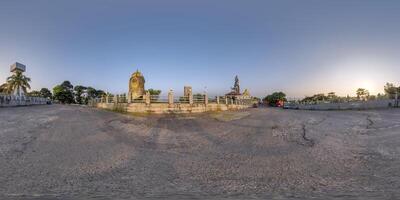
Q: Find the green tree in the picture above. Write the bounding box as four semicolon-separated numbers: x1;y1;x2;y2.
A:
86;87;105;99
61;81;73;90
40;88;52;99
27;90;41;97
312;93;327;102
86;87;97;99
327;92;338;101
356;88;369;100
384;82;399;99
263;92;286;106
6;71;31;95
96;90;105;98
84;87;106;104
74;85;87;104
146;89;161;95
302;93;332;103
146;89;162;100
53;82;75;104
0;83;10;94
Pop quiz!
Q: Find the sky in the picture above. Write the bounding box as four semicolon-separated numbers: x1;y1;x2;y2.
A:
0;0;399;98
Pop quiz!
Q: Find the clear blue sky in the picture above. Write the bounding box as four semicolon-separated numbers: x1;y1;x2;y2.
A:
1;0;399;98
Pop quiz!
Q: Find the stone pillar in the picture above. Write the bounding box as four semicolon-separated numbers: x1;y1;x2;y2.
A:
168;90;174;105
216;96;220;104
189;90;193;105
204;93;208;105
145;91;151;105
128;92;132;103
114;95;118;103
184;86;192;97
120;94;124;103
230;98;233;105
105;94;109;103
225;96;228;105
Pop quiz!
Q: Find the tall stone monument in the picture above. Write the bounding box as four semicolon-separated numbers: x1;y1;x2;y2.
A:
128;70;145;101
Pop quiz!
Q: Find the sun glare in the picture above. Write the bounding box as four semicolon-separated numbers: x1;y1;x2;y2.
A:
327;58;392;96
358;80;374;92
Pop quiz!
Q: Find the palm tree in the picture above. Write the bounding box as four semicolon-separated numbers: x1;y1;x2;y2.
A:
0;83;10;94
356;88;369;100
6;71;31;96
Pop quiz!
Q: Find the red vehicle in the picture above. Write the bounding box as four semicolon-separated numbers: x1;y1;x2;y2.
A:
276;100;284;107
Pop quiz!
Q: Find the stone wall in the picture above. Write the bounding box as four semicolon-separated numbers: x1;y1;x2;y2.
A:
95;102;250;114
0;95;48;107
284;99;397;110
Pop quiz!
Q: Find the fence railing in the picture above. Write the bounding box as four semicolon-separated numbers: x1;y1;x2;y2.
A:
89;93;254;107
150;95;168;103
176;96;190;104
193;95;205;104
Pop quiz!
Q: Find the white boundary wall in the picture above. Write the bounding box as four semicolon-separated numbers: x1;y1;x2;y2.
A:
284;99;397;110
0;94;48;107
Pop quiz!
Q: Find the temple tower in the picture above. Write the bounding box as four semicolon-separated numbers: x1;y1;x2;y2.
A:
232;75;240;94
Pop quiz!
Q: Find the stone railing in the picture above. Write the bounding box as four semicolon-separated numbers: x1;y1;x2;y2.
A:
89;91;253;114
0;94;49;107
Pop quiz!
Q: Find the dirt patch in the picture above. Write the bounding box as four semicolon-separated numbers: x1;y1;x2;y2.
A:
209;111;251;122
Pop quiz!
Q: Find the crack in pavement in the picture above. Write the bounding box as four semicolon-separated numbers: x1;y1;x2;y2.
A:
298;124;315;147
366;115;374;129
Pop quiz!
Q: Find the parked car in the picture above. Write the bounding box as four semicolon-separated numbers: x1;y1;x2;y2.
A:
276;100;284;107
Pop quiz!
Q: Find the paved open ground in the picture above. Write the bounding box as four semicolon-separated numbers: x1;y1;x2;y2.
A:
0;105;400;199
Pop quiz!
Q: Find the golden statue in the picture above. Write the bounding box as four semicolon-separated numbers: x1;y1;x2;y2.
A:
128;70;145;101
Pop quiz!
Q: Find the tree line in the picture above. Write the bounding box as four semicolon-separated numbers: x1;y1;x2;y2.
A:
299;83;399;103
50;81;106;104
0;71;165;104
263;82;400;106
0;72;105;104
27;81;106;104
